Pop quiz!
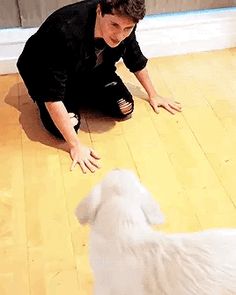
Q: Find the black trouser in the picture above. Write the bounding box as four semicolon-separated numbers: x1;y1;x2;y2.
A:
36;65;134;139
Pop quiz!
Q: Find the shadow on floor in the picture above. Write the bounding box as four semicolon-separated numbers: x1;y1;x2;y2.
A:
5;82;69;152
4;81;125;149
125;82;147;101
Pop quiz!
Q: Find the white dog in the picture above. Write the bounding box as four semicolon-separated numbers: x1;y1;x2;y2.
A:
76;169;236;295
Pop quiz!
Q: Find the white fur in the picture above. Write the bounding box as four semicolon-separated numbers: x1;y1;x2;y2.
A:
75;169;236;295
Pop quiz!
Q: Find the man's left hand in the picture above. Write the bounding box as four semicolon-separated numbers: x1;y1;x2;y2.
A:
149;95;182;115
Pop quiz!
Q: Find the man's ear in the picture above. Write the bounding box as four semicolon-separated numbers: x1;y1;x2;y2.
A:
75;185;101;225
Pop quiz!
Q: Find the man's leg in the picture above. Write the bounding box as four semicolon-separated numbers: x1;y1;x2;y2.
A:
101;76;134;118
89;68;134;119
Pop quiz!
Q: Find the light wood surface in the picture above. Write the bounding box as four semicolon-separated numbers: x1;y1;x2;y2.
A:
0;49;236;294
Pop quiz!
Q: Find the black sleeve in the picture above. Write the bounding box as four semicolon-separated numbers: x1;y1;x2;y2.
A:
37;27;69;102
122;28;148;73
17;27;69;102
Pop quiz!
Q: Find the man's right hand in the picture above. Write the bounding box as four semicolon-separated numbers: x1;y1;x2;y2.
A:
45;101;101;174
70;144;101;173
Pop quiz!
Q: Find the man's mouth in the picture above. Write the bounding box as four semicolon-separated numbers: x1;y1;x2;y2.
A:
110;37;119;44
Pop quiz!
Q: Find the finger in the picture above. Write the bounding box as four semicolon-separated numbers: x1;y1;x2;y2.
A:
164;104;176;115
89;157;101;169
70;159;78;171
151;104;160;114
90;149;101;160
84;159;97;173
78;161;88;174
170;103;182;112
174;101;181;105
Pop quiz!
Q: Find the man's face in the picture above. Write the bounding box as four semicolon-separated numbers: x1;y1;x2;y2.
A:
96;6;136;47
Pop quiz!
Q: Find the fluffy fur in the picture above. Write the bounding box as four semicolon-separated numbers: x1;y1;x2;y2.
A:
75;169;236;295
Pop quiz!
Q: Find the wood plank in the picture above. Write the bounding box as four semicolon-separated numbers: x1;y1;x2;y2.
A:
0;74;29;294
1;49;236;294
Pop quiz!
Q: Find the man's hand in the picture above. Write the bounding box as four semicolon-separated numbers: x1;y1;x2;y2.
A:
149;95;182;115
70;144;101;173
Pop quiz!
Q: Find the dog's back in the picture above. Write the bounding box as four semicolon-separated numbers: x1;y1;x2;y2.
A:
153;230;236;295
90;229;236;295
76;169;236;295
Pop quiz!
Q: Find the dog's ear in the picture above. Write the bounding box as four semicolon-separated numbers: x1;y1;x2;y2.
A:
140;188;165;225
75;185;101;225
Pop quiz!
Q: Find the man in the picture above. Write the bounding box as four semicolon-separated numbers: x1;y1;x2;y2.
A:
17;0;181;173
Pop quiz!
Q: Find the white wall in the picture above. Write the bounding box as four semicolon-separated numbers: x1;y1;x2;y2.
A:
1;8;236;74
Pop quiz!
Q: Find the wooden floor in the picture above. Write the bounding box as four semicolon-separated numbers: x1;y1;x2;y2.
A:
1;49;236;294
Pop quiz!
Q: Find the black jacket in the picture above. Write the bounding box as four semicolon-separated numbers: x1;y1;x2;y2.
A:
17;0;147;102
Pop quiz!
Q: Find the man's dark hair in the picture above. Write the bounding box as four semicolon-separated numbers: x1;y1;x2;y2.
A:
99;0;146;23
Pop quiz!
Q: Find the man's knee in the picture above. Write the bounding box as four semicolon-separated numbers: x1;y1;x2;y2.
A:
116;98;134;119
101;75;134;118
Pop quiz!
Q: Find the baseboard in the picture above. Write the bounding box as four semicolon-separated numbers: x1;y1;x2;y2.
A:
0;27;37;75
1;7;236;74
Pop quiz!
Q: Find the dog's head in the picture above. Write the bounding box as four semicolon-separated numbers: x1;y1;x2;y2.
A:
75;169;164;226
